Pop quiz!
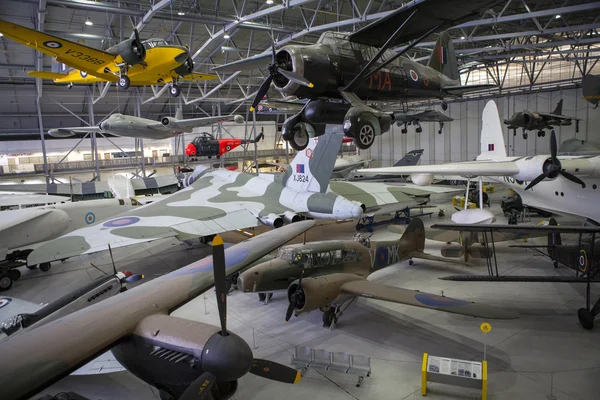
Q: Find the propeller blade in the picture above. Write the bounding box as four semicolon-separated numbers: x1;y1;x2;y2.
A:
550;130;557;159
212;235;228;334
134;28;140;43
524;172;549;190
285;301;295;322
276;68;314;88
250;75;273;112
560;170;585;186
271;31;276;64
108;243;117;275
179;372;216;400
123;274;144;283
249;359;301;384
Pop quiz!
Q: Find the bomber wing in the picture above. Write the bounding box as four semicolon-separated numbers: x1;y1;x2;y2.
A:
442;84;497;96
0;221;314;400
48;126;102;137
146;114;244;130
0;20;115;78
357;160;520;178
340;280;518;319
348;0;505;48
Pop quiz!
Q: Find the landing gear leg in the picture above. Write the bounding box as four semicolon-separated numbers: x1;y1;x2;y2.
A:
323;297;357;330
401;123;407;134
117;71;130;91
438;122;443;134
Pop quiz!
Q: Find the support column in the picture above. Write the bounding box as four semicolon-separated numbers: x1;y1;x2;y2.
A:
134;89;146;177
87;89;101;180
36;97;49;183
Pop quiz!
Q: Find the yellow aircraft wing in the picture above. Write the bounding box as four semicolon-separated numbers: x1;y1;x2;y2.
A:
0;20;115;75
180;72;219;81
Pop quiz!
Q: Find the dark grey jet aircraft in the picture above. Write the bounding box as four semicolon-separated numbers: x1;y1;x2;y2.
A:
503;99;580;139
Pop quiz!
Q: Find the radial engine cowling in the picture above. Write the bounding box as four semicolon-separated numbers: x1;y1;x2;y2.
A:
258;213;284;228
287;273;362;315
410;173;434;186
110;37;147;67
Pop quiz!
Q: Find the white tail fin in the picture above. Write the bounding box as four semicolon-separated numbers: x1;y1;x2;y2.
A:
477;101;507;161
175;108;183;120
285;133;343;193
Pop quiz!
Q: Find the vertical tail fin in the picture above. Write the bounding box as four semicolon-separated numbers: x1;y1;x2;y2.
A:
477;101;507;161
175;108;183;120
427;32;459;81
399;218;425;252
552;99;563;115
285;133;343;193
394;149;424;166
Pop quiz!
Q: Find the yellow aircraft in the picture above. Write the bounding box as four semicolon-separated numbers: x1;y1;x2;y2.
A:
0;20;217;97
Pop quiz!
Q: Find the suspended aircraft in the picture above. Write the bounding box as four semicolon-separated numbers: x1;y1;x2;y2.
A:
185;131;264;159
48;109;244;140
0;20;216;97
214;0;502;150
503;99;580;139
582;74;600;108
0;221;314;400
237;218;517;328
357;100;600;224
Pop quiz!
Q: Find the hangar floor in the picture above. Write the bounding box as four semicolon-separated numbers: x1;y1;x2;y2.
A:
10;203;600;400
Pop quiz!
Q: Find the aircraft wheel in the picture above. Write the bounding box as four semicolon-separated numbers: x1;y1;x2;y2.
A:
9;268;20;281
322;309;338;326
0;274;13;291
523;133;528;140
438;130;443;134
216;155;220;159
207;156;212;159
537;131;541;137
441;101;448;111
117;75;130;90
578;308;595;330
553;261;559;268
169;84;181;98
26;264;37;270
416;127;423;133
401;128;407;134
39;262;51;272
289;129;309;151
354;121;376;150
409;259;414;266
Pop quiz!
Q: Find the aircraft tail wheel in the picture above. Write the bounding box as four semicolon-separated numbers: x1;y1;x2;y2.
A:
39;262;51;272
416;127;423;133
118;75;130;90
0;274;13;291
9;268;20;281
354;121;376;150
26;264;37;270
169;84;180;98
289;130;309;151
578;308;595;330
322;309;338;327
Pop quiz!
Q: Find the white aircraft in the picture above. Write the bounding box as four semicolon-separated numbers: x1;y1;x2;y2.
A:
357;100;600;224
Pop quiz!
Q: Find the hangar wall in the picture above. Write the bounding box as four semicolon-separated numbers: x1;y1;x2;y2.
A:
364;87;600;167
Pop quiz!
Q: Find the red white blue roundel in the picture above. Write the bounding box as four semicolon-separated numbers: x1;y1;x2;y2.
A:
85;212;95;225
409;70;418;81
579;249;588;272
103;217;140;228
0;298;12;309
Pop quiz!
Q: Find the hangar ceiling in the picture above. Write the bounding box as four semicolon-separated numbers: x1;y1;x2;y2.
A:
0;0;599;137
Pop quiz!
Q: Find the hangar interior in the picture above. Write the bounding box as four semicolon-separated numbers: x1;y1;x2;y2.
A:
0;0;600;400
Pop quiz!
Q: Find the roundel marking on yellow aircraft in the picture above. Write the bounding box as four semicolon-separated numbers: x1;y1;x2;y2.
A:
43;41;63;49
480;322;491;333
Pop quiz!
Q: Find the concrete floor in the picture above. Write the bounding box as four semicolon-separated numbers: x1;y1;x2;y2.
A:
11;199;600;400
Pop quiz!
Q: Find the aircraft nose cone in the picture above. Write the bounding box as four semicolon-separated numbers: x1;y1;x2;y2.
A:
185;143;196;156
201;331;253;381
351;204;363;218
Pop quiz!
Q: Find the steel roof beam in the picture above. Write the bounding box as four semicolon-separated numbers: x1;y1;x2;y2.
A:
130;0;171;38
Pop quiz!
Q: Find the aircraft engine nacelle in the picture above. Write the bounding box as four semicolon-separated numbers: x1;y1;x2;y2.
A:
287;273;362;315
410;173;434;186
161;116;178;128
258;213;284;228
111;37;147;67
283;211;302;224
513;155;558;181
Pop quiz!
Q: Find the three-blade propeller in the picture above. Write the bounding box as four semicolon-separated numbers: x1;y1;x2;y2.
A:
179;236;301;400
525;130;585;190
249;44;313;112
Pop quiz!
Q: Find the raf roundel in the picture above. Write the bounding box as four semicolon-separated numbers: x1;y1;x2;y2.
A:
409;70;419;82
579;249;588;272
43;40;63;49
103;216;141;228
0;298;12;309
85;212;96;225
375;247;388;267
305;148;313;159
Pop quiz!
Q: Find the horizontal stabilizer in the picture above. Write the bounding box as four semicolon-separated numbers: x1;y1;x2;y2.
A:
443;84;496;96
440;275;600;283
28;71;69;80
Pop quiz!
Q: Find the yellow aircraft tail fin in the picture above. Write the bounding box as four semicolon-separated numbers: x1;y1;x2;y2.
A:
28;71;69;80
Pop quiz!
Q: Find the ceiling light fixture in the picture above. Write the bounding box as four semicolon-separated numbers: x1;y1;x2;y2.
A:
555;14;561;19
0;33;3;37
177;11;185;16
266;0;274;4
224;33;230;39
85;17;93;26
460;36;465;40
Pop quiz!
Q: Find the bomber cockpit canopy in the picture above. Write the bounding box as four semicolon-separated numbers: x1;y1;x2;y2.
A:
277;246;361;268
